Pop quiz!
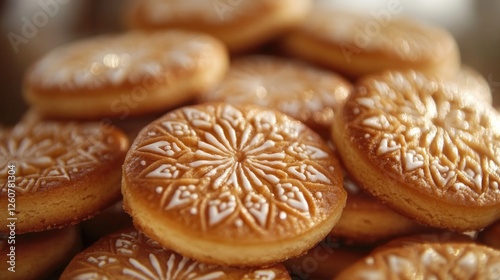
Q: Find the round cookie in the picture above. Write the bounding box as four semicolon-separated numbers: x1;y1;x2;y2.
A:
282;6;460;79
0;226;81;280
335;242;500;280
200;55;352;137
122;102;346;266
61;227;291;280
126;0;311;53
479;220;500;249
331;175;429;245
23;30;229;119
332;70;500;231
0;119;129;233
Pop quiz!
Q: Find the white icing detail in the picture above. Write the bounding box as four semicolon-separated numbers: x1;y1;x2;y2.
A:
364;134;370;138
365;257;374;265
190;207;197;215
377;136;401;155
140;160;146;166
162;121;195;137
166;185;198;209
116;241;135;255
464;168;482;191
208;193;236;226
276;183;309;212
288;164;331;183
458;251;477;269
357;97;375;108
184;108;213;129
387;255;413;274
315;192;323;199
362;115;390;129
287;143;328;159
140;141;181;156
146;164;181;179
73;273;107;280
244;193;269;227
221;105;243;129
235;219;243;227
353;108;360;115
279;211;287;220
155;186;163;194
420;248;446;266
148;131;156;136
430;160;456;187
254;270;276;280
87;256;117;267
404;150;424;171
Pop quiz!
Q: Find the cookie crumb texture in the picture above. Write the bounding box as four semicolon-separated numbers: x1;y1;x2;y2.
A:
123;103;346;266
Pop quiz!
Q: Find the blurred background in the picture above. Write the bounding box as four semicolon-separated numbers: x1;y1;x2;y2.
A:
0;0;499;126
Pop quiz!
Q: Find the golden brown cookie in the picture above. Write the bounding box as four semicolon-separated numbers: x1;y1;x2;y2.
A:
282;6;460;79
122;103;346;266
373;232;475;254
23;30;228;119
335;242;500;280
200;55;352;136
330;175;429;245
126;0;311;53
0;119;129;233
0;226;81;280
479;220;500;249
61;227;291;280
332;70;500;231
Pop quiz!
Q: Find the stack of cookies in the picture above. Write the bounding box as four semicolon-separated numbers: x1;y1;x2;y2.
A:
1;0;499;279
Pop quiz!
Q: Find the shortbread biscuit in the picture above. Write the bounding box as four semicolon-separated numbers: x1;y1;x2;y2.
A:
0;119;129;233
127;0;311;53
23;30;228;119
0;226;81;280
479;220;500;249
282;7;460;79
201;55;352;136
331;175;429;245
332;70;500;231
122;103;346;266
335;242;500;280
61;228;292;280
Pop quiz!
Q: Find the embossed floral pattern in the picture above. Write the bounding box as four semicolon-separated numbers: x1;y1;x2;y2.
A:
27;31;215;90
125;103;342;234
344;71;500;203
203;56;350;127
0;121;116;194
61;228;286;280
